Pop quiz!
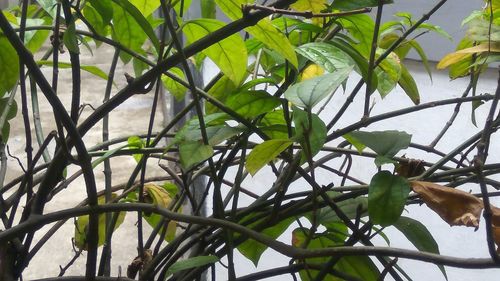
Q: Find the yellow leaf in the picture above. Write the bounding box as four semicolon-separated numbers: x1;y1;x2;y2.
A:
436;52;472;69
290;0;326;13
437;42;500;69
144;183;172;207
300;64;325;81
290;0;327;25
410;181;483;228
455;42;500;54
74;193;126;250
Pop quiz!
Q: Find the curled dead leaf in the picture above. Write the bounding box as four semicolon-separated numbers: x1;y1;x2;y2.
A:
396;158;425;178
410;181;483;228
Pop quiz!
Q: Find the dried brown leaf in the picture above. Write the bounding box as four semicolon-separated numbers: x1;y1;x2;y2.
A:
410;181;484;228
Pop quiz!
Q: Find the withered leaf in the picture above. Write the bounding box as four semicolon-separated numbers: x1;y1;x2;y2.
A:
410;181;483;228
396;158;426;178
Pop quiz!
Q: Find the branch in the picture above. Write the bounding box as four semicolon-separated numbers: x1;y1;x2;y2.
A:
243;4;371;18
1;203;498;269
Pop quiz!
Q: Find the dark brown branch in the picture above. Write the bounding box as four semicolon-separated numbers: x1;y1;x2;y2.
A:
243;4;371;18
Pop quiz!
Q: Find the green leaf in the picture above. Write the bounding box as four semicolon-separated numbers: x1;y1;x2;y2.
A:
2;11;17;24
179;141;214;170
407;40;432;82
394;216;447;280
132;55;149;76
237;217;294;266
166;256;219;276
346;130;411;165
74;193;126;250
419;23;452;41
174;113;232;146
0;96;15;142
284;67;353;108
376;51;401;97
83;4;108;39
201;0;216;19
260;124;290;139
342;133;366;153
22;18;50;53
225;90;281;119
127;136;145;162
0;36;19;97
368;171;410;226
337;14;375;55
398;64;420;105
180;125;243;146
237;78;276;92
246;139;293;176
36;0;57;18
111;3;147;63
292;227;379;281
293;107;326;160
1;122;10;143
309;195;368;229
260;110;289;139
161;67;187;101
329;39;378;93
91;144;128;168
37;60;109;81
129;0;160;16
87;0;113;24
332;0;393;10
114;0;160;52
215;0;298;68
63;21;80;54
0;98;17;121
162;182;179;197
206;75;238;114
182;18;247;84
296;42;355;73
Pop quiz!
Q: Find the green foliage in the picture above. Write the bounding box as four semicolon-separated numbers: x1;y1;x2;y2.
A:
284;66;352;108
246;139;293;175
237;216;294;266
166;256;219;277
292;107;327;161
179;141;214;170
225;90;280;119
161;67;187;101
1;0;492;280
344;130;412;166
368;171;410;226
292;226;380;280
182;18;247;84
38;60;109;81
394;216;447;280
215;0;298;68
0;36;19;97
296;42;356;72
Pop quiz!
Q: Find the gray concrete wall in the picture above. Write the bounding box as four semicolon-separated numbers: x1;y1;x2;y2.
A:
0;0;10;9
